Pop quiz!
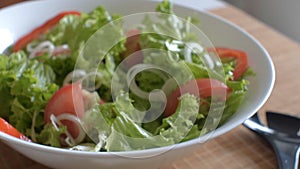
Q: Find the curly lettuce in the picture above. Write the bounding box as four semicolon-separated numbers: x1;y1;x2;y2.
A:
0;52;58;142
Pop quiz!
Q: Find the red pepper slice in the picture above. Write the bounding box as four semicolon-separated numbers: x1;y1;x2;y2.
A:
207;47;248;80
0;118;31;142
164;78;230;117
13;11;81;52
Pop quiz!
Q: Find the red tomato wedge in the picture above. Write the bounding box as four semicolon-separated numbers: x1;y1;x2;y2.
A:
0;118;31;142
44;82;84;138
13;11;81;52
122;29;144;68
123;29;142;57
207;47;248;80
164;78;230;117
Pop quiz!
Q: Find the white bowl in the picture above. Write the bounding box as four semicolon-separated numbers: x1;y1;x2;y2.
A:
0;0;275;169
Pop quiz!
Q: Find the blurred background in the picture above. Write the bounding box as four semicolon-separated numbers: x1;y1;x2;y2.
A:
223;0;300;43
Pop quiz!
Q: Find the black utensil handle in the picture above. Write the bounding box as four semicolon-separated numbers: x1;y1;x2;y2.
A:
269;139;300;169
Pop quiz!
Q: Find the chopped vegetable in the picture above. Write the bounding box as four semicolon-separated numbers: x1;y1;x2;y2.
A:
44;82;84;138
13;11;81;52
164;78;229;117
207;47;249;80
0;0;253;151
0;118;31;142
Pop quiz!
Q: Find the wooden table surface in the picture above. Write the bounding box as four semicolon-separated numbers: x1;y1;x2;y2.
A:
1;1;300;169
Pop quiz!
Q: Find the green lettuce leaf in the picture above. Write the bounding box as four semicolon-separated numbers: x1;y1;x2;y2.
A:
0;52;58;142
156;0;173;14
156;94;199;142
104;93;199;151
42;6;126;86
37;124;67;147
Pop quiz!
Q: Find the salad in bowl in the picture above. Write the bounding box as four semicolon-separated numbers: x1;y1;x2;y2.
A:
0;0;276;169
0;0;254;152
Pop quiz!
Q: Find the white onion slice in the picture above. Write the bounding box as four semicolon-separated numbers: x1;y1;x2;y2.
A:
50;114;86;146
63;70;102;91
51;44;70;57
184;42;204;63
184;42;214;69
63;70;87;86
54;44;69;53
127;64;169;99
26;43;36;53
203;53;215;69
28;41;55;59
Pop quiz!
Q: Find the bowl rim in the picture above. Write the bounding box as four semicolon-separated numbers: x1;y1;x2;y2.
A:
0;0;275;157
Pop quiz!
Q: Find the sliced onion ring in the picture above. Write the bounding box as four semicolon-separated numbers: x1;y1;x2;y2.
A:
50;114;86;146
28;41;55;59
184;42;204;62
63;70;102;91
127;63;169;99
184;42;214;69
63;70;87;86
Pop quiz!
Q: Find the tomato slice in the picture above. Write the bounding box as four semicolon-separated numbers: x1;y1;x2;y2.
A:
13;11;81;52
207;47;248;80
164;78;229;117
44;82;84;138
123;29;141;57
0;118;31;142
122;29;144;68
